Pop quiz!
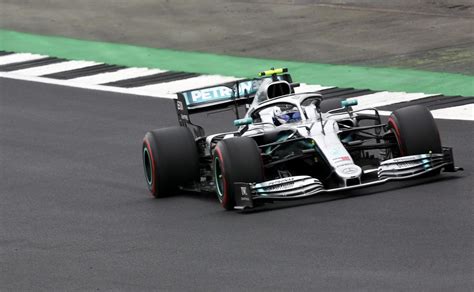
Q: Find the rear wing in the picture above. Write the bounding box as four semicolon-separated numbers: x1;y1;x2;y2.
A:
174;73;293;127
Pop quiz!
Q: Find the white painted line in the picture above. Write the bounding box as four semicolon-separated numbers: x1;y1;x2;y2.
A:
366;106;474;121
377;110;392;116
10;60;100;76
295;83;334;93
352;91;437;110
134;75;242;95
0;53;47;65
71;67;166;85
0;71;176;99
431;104;474;121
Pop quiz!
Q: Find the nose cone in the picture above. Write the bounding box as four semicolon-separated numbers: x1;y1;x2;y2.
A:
335;164;362;181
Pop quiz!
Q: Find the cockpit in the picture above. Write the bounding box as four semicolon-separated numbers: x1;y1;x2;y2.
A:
250;102;302;125
249;94;323;126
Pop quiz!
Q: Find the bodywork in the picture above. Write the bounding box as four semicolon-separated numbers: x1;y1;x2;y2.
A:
173;71;461;209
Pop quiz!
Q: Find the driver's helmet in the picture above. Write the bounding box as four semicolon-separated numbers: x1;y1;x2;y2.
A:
273;106;301;125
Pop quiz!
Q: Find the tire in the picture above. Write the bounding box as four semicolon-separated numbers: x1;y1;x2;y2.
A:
213;137;264;210
142;127;199;198
387;105;442;156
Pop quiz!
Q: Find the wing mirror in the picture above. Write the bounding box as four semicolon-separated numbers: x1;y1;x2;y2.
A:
234;117;253;127
341;98;358;108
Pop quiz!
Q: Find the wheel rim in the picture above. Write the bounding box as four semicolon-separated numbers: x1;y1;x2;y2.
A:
143;146;153;186
214;157;224;201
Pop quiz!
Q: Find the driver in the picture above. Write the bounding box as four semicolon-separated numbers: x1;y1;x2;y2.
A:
272;105;301;125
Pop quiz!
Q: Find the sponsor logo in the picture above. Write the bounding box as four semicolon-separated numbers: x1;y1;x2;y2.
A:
341;166;359;174
240;186;250;201
333;156;351;162
336;164;361;178
176;100;184;111
186;86;233;104
261;177;299;187
266;181;295;191
384;154;431;164
327;147;347;158
257;176;319;192
379;159;432;172
181;77;285;105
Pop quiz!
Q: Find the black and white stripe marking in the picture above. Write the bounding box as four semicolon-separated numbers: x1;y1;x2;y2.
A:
0;56;67;72
0;51;472;121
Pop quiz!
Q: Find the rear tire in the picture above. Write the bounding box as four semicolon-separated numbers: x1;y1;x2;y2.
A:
387;105;442;156
213;137;264;210
142;127;199;198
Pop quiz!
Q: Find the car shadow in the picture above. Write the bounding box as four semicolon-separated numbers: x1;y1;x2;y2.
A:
240;174;463;214
148;173;463;213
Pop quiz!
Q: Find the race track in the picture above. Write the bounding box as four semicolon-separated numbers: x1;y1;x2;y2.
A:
1;77;472;291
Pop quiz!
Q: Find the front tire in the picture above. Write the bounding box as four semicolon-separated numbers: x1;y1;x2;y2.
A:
387;105;442;156
213;137;264;210
142;127;199;198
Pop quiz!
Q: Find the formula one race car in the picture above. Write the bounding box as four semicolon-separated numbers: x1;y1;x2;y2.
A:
142;68;461;210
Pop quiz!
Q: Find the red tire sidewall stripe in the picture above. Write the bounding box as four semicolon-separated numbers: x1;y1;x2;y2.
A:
388;117;405;156
215;146;228;207
143;138;156;196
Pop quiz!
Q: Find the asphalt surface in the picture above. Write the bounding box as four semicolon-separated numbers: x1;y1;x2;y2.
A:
1;0;473;74
1;77;472;291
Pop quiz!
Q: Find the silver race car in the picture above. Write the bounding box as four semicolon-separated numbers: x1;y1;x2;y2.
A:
142;68;461;210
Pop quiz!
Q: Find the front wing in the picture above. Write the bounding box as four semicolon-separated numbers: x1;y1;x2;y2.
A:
234;147;462;209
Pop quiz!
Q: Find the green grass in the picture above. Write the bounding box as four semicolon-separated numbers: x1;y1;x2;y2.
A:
1;29;473;96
